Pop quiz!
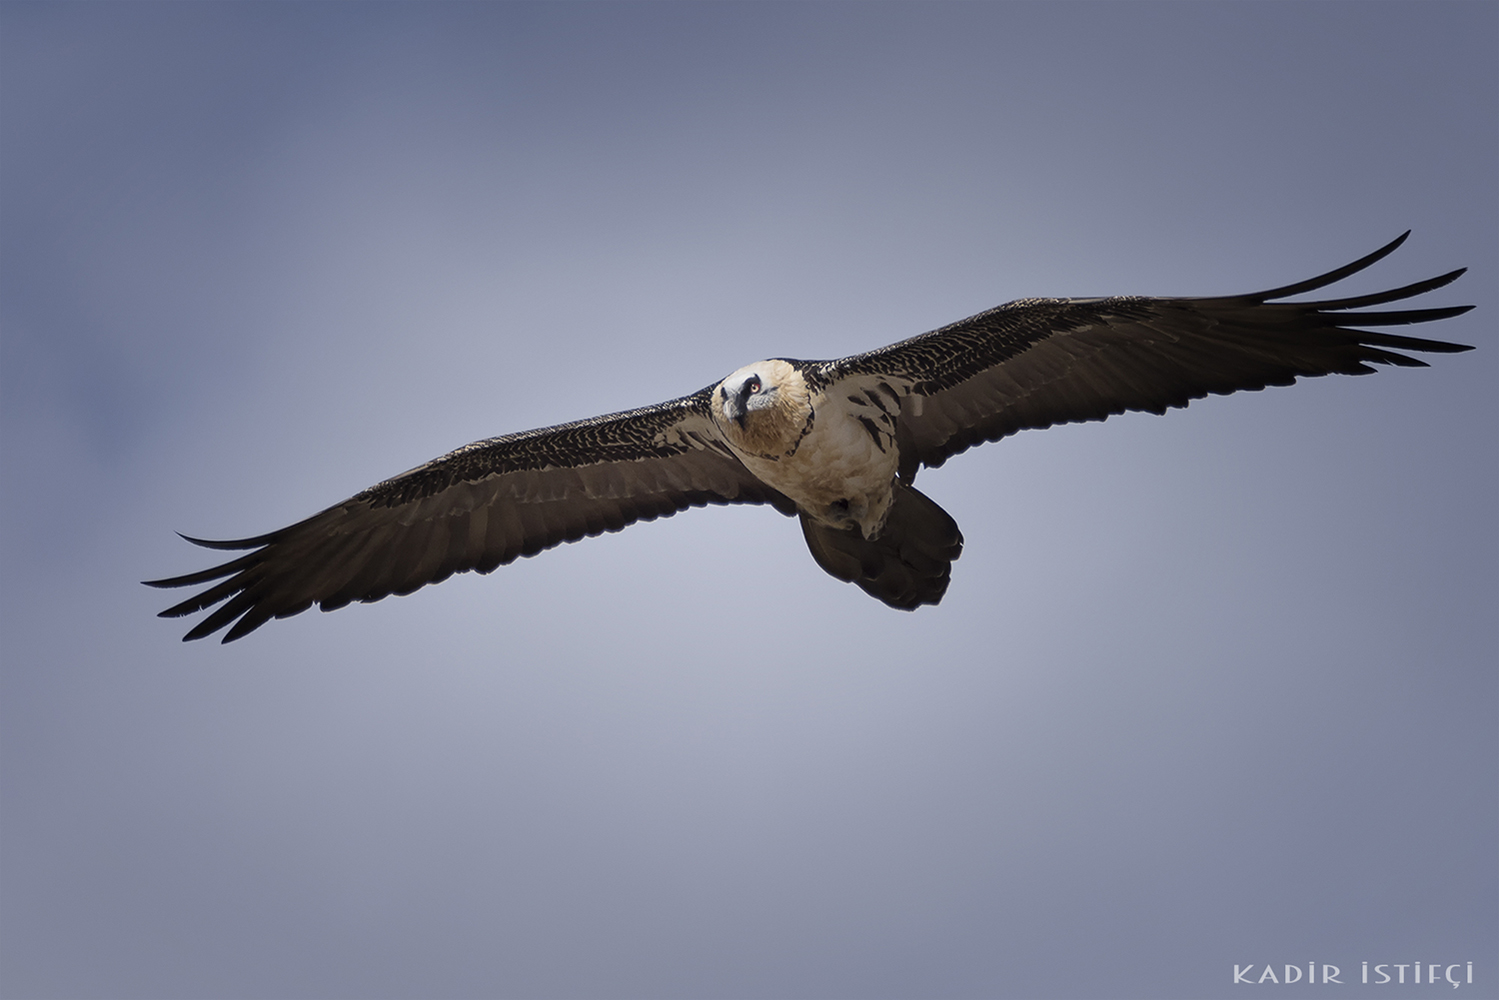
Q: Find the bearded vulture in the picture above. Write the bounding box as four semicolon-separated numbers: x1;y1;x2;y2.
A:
148;233;1473;641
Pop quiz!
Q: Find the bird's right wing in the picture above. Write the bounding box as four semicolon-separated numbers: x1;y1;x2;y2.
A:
146;388;794;642
820;232;1473;481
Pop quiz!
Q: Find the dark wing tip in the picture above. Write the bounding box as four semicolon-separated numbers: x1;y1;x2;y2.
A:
143;548;263;590
1249;231;1412;301
144;572;208;590
143;530;280;590
1251;234;1475;358
1354;333;1475;358
177;530;281;551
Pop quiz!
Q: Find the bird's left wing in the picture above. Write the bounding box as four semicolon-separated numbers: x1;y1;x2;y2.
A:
818;233;1473;481
147;389;793;642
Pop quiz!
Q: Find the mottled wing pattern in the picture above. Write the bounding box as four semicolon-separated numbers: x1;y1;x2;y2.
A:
147;389;793;641
819;233;1474;481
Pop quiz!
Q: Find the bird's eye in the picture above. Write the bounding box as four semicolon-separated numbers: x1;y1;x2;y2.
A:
747;377;761;393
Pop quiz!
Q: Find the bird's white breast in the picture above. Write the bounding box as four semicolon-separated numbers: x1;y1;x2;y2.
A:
733;388;901;538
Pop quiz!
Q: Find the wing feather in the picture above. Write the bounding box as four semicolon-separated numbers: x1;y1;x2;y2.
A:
822;233;1473;478
147;390;793;641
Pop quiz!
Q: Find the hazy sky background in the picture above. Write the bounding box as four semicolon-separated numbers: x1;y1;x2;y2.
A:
2;4;1494;999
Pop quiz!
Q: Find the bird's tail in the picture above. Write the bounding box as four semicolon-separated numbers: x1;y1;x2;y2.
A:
799;483;963;610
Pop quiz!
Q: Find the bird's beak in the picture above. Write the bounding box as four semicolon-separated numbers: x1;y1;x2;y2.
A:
721;383;753;428
720;391;745;428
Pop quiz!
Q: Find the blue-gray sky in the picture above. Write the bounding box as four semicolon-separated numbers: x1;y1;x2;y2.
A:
2;4;1494;998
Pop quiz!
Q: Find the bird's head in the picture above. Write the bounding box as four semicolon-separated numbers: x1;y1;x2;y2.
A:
713;360;812;457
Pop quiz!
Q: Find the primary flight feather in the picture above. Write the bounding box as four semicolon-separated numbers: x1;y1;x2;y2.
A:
147;233;1473;641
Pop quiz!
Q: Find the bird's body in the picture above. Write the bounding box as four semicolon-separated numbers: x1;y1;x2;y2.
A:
148;234;1474;641
712;360;900;537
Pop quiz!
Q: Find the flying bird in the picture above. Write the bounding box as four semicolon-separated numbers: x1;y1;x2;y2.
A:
148;233;1473;641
